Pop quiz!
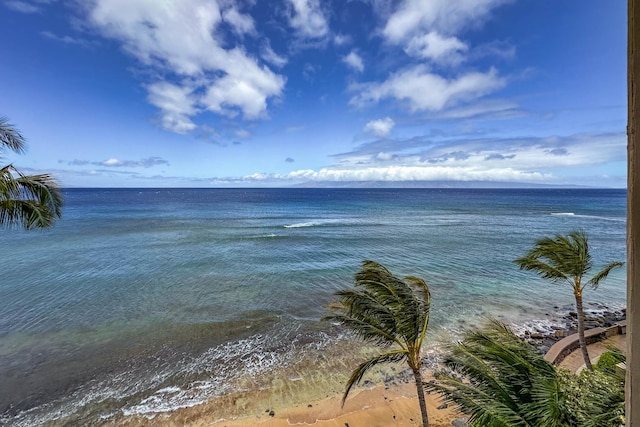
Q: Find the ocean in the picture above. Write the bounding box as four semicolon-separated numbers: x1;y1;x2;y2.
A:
0;188;627;425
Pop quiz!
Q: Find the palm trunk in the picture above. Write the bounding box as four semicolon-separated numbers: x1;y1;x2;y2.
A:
575;293;593;370
412;367;430;427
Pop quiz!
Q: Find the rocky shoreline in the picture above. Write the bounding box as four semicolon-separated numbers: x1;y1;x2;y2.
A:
517;302;627;356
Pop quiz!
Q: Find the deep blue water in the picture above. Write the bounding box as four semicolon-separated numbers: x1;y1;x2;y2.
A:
0;188;627;425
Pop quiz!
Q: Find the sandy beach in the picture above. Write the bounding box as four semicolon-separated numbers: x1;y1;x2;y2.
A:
104;330;627;427
112;376;461;427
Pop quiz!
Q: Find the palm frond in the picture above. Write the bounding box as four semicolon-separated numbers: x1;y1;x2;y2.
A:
0;164;63;229
514;255;569;283
0;117;26;154
342;349;407;406
586;261;624;289
323;313;405;348
429;321;570;426
326;260;433;425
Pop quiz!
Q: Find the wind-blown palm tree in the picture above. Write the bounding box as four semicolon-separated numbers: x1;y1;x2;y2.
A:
324;260;432;427
428;320;575;427
514;230;623;370
0;117;62;229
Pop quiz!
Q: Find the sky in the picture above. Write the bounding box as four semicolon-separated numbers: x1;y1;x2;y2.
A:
0;0;627;188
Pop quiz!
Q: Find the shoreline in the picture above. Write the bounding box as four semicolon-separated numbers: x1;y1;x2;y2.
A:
103;304;627;427
2;303;626;426
110;372;462;427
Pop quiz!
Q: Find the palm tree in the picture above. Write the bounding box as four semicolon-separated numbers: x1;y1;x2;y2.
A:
324;260;432;427
514;230;623;370
428;320;575;426
430;321;625;427
0;117;62;229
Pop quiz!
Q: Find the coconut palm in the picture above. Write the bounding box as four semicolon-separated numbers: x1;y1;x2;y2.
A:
429;321;625;427
0;117;62;229
324;260;432;427
429;320;575;427
514;230;623;370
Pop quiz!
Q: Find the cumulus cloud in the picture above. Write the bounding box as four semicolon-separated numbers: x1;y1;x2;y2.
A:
364;117;395;137
339;132;625;173
350;65;505;112
404;32;468;65
146;81;198;133
235;132;624;185
382;0;509;43
84;0;285;131
333;34;350;46
222;6;255;35
286;0;329;39
244;165;550;183
342;50;364;72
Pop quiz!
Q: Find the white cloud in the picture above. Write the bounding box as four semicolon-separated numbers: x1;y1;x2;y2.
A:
102;158;121;166
97;157;169;167
350;65;505;112
286;0;329;39
235;129;251;138
201;49;285;119
245;165;550;183
85;0;285;131
405;32;468;65
146;81;198;133
239;132;624;185
222;6;256;35
342;50;364;72
261;43;288;68
333;34;350;46
383;0;509;43
364;117;395;137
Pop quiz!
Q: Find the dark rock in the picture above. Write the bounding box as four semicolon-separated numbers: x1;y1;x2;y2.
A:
452;417;470;426
269;410;275;417
437;403;449;410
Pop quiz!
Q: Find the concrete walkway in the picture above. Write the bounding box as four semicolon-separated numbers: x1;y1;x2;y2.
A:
557;334;626;373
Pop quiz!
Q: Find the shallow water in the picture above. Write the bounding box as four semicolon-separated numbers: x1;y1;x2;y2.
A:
0;188;626;425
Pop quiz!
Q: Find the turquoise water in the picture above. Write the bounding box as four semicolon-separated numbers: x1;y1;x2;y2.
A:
0;188;626;425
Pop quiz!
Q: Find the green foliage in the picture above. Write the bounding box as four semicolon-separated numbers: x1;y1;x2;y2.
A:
560;368;625;427
429;321;626;427
428;320;575;427
513;230;624;292
514;230;624;370
0;116;63;230
324;260;431;425
595;347;626;375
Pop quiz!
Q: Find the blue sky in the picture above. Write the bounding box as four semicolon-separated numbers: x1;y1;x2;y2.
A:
0;0;626;187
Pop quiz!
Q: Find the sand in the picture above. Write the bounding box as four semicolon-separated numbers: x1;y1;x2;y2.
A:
110;373;461;427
